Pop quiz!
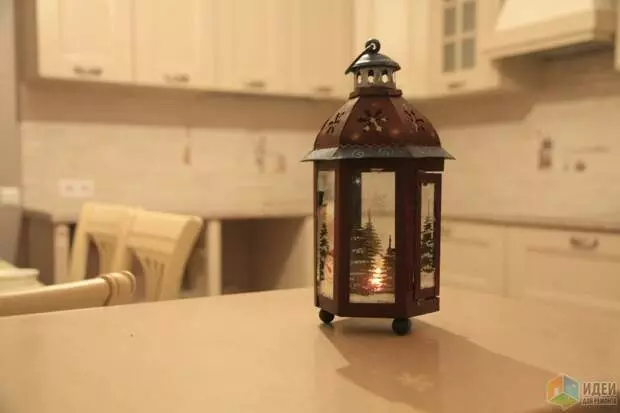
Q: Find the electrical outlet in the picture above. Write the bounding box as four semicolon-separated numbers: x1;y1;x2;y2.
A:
58;179;95;198
0;186;21;205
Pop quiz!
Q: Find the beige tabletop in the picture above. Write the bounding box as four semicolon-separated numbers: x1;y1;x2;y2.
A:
0;287;618;413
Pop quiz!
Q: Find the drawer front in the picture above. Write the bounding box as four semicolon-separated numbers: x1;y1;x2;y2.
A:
440;221;506;294
506;228;620;312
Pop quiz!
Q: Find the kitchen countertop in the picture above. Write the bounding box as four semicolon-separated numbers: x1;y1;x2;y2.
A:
0;286;618;413
22;208;620;234
443;213;620;234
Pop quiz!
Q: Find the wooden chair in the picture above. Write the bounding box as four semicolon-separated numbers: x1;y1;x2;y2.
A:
0;271;136;317
67;202;139;283
121;210;203;301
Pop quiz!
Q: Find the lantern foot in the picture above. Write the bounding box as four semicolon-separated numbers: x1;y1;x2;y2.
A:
392;318;412;336
319;309;335;325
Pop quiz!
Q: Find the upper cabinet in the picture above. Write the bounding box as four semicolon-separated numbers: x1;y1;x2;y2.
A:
292;0;354;99
134;0;217;89
33;0;133;83
214;0;295;96
22;0;542;99
428;0;527;96
353;0;431;98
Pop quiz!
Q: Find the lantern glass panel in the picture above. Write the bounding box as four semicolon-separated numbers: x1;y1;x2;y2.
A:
420;181;437;289
348;170;396;304
316;169;336;299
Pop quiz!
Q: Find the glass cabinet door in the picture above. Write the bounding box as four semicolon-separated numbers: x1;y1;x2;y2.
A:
415;172;442;298
442;0;477;74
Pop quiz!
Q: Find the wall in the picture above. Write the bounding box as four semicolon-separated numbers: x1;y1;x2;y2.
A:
438;51;620;221
19;83;340;217
0;0;22;262
17;50;620;223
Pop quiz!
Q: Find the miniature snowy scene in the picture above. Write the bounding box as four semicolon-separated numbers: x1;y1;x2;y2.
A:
420;182;437;289
349;171;396;304
317;170;335;299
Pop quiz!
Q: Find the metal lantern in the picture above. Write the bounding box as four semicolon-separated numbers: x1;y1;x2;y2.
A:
302;39;454;335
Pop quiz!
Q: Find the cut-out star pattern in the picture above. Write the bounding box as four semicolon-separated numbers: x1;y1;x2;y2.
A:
358;109;388;132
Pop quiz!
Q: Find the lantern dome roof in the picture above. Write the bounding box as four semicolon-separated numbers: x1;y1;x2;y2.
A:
303;39;453;162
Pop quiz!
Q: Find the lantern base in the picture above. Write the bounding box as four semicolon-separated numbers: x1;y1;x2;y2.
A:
318;309;335;325
392;318;412;336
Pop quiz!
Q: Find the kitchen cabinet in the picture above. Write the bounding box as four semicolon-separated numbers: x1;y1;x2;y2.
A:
134;0;217;89
440;221;506;295
428;0;525;96
32;0;133;83
353;0;431;98
506;227;620;313
291;0;354;99
214;0;295;96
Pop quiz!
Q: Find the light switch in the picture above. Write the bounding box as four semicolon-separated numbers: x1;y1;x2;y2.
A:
0;186;21;206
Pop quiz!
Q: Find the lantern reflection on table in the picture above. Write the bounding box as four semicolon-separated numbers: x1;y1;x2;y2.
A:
303;39;454;335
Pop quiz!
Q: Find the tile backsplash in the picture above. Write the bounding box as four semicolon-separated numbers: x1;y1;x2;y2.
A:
20;51;620;221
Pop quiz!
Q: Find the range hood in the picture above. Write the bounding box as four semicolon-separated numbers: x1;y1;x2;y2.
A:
486;0;617;59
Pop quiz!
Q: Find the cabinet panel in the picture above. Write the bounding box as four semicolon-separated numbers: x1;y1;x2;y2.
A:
440;221;506;294
353;0;429;97
134;0;216;88
292;0;354;98
215;0;293;95
35;0;132;82
507;228;620;313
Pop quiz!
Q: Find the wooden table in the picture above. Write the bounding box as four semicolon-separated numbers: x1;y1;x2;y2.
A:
0;287;618;413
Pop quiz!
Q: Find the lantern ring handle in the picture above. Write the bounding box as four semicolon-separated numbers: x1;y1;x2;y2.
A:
344;38;381;75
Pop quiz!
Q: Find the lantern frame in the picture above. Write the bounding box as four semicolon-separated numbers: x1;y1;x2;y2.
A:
305;39;453;335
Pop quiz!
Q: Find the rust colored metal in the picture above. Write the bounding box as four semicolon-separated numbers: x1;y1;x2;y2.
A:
303;39;453;335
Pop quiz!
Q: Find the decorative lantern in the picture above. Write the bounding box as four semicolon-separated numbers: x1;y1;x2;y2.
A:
302;39;454;335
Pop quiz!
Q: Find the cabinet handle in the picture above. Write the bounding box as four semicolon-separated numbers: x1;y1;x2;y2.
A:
314;85;333;94
569;236;599;250
447;81;465;90
73;65;103;77
164;73;190;84
245;80;266;89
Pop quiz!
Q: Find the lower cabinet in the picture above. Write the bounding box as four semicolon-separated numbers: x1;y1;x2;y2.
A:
440;221;506;295
506;228;620;313
441;219;620;313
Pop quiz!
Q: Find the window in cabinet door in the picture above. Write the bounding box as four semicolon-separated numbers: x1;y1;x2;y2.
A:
442;0;477;73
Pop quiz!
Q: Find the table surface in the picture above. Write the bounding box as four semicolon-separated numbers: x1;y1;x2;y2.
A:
0;287;618;413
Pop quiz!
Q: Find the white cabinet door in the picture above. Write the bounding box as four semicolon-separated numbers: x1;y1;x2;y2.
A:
35;0;132;83
292;0;354;99
440;221;506;295
215;0;293;95
506;227;620;313
134;0;217;89
353;0;430;97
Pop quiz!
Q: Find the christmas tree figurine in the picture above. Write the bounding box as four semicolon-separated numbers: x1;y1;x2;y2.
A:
318;221;330;282
420;215;435;288
349;224;373;296
363;210;382;259
381;236;396;293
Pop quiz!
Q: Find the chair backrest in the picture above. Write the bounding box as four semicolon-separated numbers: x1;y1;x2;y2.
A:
68;202;139;283
122;210;203;301
0;271;136;317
